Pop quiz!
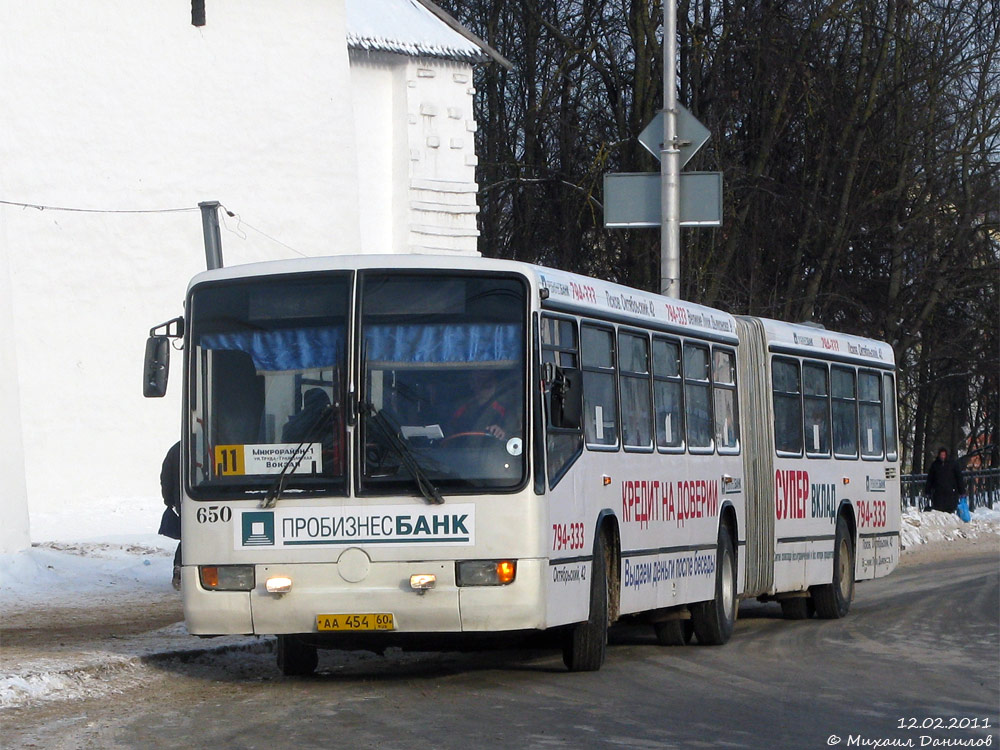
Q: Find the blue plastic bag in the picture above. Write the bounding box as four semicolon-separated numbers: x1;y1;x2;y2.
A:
956;496;971;523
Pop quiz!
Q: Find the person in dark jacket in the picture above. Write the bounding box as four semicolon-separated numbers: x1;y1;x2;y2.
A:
924;447;964;513
157;441;182;590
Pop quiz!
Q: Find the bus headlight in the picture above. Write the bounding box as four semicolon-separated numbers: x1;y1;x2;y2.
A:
199;565;255;591
456;560;516;586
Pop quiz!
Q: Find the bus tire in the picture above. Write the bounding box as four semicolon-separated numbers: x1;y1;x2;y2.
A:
812;515;855;619
562;532;609;672
277;635;318;676
780;596;814;620
690;523;737;646
654;618;693;646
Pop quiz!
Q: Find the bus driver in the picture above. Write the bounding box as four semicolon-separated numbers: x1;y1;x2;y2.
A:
448;369;515;440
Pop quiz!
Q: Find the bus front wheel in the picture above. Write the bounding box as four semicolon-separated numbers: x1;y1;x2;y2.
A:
277;635;318;676
562;532;610;672
811;516;855;619
690;523;737;646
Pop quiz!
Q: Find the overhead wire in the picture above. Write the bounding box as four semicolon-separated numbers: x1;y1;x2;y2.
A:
0;199;198;214
1;197;310;259
219;204;309;258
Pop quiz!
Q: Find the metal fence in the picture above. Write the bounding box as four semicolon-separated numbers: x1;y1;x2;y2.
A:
900;468;1000;511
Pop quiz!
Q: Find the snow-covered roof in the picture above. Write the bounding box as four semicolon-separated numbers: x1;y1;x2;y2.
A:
346;0;506;66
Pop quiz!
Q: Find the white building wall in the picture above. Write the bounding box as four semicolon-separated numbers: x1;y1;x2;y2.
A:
350;50;480;255
0;0;359;521
350;52;404;255
405;57;481;255
0;233;30;553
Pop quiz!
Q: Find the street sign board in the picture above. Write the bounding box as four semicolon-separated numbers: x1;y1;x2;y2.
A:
603;171;723;228
638;106;711;169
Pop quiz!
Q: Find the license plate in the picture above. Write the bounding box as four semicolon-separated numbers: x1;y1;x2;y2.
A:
316;613;394;631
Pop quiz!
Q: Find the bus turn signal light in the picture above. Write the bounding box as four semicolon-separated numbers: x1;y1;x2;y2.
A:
199;565;254;591
496;560;516;585
456;560;517;587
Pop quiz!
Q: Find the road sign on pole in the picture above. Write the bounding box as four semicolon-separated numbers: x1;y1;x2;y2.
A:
603;172;723;228
638;106;711;169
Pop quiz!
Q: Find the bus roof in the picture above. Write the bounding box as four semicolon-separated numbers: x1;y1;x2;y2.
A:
528;266;739;344
754;317;895;368
186;255;894;361
186;253;531;291
187;254;740;344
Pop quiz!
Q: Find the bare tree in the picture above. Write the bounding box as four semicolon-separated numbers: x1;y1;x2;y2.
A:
438;0;1000;470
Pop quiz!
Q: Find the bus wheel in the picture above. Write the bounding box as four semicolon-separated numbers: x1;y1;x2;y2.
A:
562;532;610;672
277;635;318;676
780;596;814;620
812;516;855;619
690;523;737;646
654;618;693;646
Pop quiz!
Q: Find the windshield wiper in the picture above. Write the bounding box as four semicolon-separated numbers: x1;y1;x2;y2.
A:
260;405;332;509
362;401;444;505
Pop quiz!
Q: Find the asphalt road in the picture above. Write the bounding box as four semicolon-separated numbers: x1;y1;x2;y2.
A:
6;548;998;750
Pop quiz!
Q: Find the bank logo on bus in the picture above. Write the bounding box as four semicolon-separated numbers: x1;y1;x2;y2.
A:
234;505;476;550
241;512;276;546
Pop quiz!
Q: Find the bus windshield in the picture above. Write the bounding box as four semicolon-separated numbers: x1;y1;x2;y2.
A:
360;272;526;494
187;273;351;498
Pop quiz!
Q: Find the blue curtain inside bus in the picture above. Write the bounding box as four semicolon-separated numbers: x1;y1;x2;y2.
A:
365;323;519;365
200;323;519;371
200;328;343;372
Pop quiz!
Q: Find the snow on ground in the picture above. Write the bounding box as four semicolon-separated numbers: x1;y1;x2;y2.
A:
0;620;270;710
1;502;999;710
900;506;1000;549
26;494;173;551
0;498;243;710
2;495;175;611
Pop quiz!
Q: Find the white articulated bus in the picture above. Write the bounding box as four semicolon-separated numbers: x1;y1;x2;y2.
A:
143;254;900;674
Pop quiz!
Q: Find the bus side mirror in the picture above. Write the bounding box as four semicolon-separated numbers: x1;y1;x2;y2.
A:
556;369;582;430
544;364;582;430
143;336;171;397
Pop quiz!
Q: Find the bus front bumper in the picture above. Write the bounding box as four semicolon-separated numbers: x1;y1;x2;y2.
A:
183;559;547;636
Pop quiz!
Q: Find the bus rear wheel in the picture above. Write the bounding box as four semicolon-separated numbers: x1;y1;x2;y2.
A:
690;523;737;646
277;635;318;676
812;515;855;619
563;532;610;672
654;618;693;646
780;596;814;620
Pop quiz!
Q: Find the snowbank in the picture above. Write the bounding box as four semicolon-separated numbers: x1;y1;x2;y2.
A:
0;542;173;610
900;507;1000;550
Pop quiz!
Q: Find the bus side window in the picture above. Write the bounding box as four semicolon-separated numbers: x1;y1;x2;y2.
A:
684;342;713;451
652;337;683;451
859;370;884;459
712;347;739;453
540;315;583;487
883;373;899;461
619;331;653;450
831;366;859;459
802;361;831;457
581;324;619;449
771;356;803;456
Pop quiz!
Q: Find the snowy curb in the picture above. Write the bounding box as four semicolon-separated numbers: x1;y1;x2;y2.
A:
1;631;273;710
